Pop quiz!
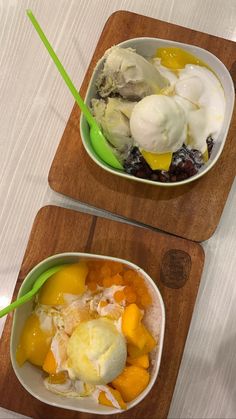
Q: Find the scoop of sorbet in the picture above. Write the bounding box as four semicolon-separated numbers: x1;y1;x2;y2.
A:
67;318;127;385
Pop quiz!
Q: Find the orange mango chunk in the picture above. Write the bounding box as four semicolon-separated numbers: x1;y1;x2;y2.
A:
112;365;150;402
122;304;156;351
122;303;144;349
48;371;68;384
127;328;156;358
38;262;88;305
127;354;149;369
98;386;127;410
42;349;57;374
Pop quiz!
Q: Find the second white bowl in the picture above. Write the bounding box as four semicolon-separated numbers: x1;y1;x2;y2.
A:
10;252;165;415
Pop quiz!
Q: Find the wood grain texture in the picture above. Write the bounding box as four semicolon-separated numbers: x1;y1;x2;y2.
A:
0;205;204;419
48;10;236;242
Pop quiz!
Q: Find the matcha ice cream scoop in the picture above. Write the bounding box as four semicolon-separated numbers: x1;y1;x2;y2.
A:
67;318;127;385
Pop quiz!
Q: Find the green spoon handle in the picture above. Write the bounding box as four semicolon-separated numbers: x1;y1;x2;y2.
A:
26;9;94;128
0;290;35;318
0;265;64;318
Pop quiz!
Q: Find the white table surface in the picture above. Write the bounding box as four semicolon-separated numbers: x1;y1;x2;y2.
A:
0;0;236;418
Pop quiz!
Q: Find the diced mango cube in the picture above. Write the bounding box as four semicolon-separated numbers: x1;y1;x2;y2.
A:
38;262;88;305
122;304;145;349
122;304;156;353
42;349;57;374
98;386;126;410
127;354;149;369
48;371;68;384
112;366;150;402
127;328;156;358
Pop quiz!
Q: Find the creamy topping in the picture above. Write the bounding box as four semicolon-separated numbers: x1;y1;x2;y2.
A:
130;95;187;153
35;305;61;333
175;65;225;152
50;330;69;371
44;378;95;398
130;65;225;154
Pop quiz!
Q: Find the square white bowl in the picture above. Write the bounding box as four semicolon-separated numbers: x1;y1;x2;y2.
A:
80;37;235;187
10;252;165;415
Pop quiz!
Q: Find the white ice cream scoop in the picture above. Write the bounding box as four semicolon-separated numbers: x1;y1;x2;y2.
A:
130;94;187;153
175;65;225;152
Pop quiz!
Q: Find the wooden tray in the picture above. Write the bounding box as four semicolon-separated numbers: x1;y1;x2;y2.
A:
0;205;204;419
49;10;236;242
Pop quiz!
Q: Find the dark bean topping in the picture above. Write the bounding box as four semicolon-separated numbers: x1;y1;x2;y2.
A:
123;139;214;183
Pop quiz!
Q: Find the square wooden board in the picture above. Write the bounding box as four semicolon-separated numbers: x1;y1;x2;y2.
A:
0;205;204;419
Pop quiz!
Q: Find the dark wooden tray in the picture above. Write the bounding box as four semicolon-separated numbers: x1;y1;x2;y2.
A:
49;10;236;242
0;205;204;419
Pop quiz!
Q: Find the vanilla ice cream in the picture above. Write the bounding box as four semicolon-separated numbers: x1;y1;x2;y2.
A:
130;94;187;153
66;318;127;385
96;46;169;100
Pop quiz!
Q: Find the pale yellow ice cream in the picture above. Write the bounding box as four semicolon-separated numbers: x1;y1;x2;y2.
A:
96;46;169;100
130;94;187;153
91;97;135;152
66;318;127;385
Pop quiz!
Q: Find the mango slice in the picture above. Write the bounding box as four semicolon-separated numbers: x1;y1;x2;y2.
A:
16;313;52;367
98;386;127;410
112;365;150;402
38;262;88;305
141;150;172;171
122;303;156;352
127;354;149;369
156;47;207;70
43;349;57;374
122;303;145;349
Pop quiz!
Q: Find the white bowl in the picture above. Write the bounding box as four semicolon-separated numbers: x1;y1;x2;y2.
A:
80;37;235;187
10;252;165;415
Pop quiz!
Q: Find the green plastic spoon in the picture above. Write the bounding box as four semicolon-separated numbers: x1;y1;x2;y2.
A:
0;265;64;318
26;9;123;170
